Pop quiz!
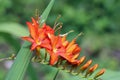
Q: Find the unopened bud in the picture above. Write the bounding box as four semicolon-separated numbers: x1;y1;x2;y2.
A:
77;56;86;66
94;69;105;79
85;64;98;77
80;60;92;72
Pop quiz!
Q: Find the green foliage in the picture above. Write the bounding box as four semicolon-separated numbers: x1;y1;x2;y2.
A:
0;23;28;37
5;41;32;80
0;0;120;80
5;0;55;80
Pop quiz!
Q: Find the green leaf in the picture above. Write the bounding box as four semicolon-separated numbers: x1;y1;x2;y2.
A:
0;22;28;37
40;0;55;24
5;0;55;80
0;32;20;52
27;63;39;80
5;41;32;80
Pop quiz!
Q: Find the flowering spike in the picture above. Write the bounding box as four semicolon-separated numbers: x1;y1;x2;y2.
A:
22;17;105;80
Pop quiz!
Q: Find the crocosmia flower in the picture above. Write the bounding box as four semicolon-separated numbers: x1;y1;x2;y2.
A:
60;37;82;65
22;17;105;79
22;18;53;51
47;33;66;65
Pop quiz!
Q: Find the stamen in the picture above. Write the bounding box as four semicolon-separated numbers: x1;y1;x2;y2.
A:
60;30;74;37
53;15;61;30
55;23;63;35
74;32;84;40
35;9;40;20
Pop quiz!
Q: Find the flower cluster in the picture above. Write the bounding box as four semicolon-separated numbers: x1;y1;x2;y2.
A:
22;17;105;79
22;17;82;66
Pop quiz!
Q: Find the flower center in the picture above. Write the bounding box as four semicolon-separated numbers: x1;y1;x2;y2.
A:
53;48;57;53
36;41;41;45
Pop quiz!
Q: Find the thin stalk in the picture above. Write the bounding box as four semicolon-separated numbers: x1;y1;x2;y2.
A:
0;58;9;62
0;54;16;62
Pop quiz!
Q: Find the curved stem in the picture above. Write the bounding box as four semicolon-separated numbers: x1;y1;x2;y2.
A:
0;54;16;62
53;69;59;80
0;58;9;62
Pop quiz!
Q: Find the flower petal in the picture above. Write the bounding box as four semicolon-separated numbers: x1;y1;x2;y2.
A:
30;43;38;50
26;22;37;39
21;37;34;42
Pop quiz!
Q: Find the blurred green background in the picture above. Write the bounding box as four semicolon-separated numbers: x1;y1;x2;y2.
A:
0;0;120;80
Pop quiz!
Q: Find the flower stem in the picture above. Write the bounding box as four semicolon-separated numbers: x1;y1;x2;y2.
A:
0;54;16;62
0;58;9;62
53;69;59;80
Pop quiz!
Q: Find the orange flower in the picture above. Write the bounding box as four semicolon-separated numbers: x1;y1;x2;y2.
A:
22;18;53;51
47;34;81;65
60;36;81;65
42;23;54;35
47;34;66;65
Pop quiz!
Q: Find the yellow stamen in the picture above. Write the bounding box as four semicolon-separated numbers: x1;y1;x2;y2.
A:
74;32;84;40
53;15;61;30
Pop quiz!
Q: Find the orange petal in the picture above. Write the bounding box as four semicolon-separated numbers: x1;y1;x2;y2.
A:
31;43;38;50
21;37;34;42
66;44;77;53
49;52;58;65
31;17;38;26
66;39;76;49
62;36;67;42
71;53;79;60
62;41;69;47
73;45;81;54
26;22;37;39
48;33;55;45
31;17;39;34
42;23;54;34
41;43;52;50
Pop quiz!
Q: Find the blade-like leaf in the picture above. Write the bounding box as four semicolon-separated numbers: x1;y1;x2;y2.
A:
0;22;28;37
40;0;55;24
5;0;55;80
27;63;39;80
5;41;32;80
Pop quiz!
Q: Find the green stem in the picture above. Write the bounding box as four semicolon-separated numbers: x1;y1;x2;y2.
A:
0;58;9;62
53;69;59;80
0;54;16;62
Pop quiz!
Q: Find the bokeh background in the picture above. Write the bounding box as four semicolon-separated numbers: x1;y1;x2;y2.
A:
0;0;120;80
